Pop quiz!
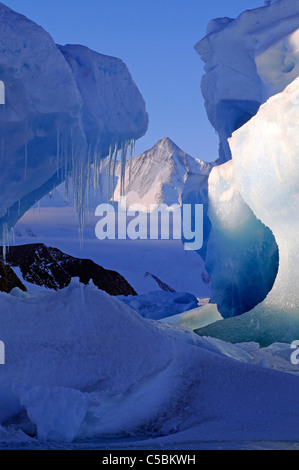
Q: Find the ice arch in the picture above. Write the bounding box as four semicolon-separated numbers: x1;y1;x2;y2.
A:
205;160;278;318
231;77;299;317
196;77;299;346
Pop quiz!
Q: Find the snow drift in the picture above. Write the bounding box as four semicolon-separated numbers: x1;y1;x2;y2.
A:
1;280;299;443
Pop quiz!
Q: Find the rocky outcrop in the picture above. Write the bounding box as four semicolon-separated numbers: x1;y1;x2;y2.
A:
0;261;26;293
0;244;137;296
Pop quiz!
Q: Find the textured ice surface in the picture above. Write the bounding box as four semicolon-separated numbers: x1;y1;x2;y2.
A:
0;3;148;238
0;280;174;426
205;160;278;317
196;77;299;345
15;384;89;442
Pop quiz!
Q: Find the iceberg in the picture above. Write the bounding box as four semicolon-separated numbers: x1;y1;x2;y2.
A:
193;0;299;315
0;3;148;240
196;77;299;345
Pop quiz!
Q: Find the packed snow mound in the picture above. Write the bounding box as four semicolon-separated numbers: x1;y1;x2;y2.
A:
0;2;148;236
205;160;278;318
196;77;299;345
117;290;199;320
195;0;299;163
1;281;299;442
0;280;173;425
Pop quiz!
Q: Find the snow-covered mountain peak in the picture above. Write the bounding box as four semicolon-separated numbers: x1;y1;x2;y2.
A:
154;136;181;153
109;138;211;208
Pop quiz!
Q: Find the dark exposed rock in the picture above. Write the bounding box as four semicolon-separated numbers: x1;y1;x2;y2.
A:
0;261;26;293
144;272;176;292
0;244;137;296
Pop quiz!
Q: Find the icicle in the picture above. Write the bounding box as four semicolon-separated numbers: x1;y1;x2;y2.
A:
56;127;61;175
0;134;3;161
111;143;118;202
91;139;102;192
96;158;103;202
24;142;28;181
107;144;114;202
86;144;92;210
120;141;128;196
1;102;5;162
129;138;135;183
2;223;8;261
4;118;136;253
64;175;69;203
10;226;15;246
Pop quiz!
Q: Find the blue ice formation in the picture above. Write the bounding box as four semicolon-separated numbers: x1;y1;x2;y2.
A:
196;76;299;344
191;0;299;317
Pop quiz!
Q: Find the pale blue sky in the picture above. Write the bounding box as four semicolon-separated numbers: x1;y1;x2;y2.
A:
4;0;264;161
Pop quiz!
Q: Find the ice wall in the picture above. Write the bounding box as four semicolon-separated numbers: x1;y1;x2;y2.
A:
231;76;299;317
0;3;148;239
197;77;299;345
